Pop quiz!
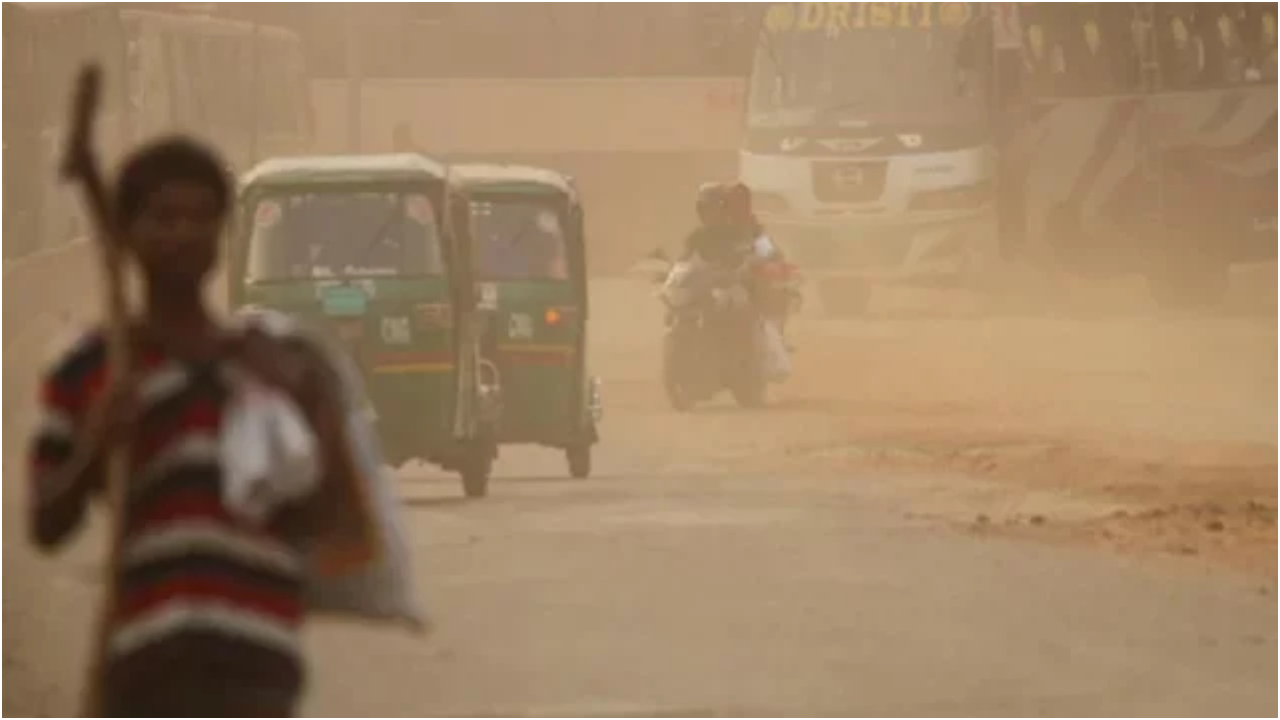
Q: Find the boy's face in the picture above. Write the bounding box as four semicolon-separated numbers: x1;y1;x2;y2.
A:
128;180;223;285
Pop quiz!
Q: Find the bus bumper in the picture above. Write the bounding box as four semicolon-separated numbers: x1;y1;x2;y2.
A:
760;207;998;286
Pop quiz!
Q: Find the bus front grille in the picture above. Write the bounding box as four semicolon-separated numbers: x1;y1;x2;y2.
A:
812;161;888;204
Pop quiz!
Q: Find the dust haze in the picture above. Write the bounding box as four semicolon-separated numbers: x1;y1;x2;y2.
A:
4;4;1277;716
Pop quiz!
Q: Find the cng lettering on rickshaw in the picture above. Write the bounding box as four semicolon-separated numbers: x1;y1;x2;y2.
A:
380;316;412;345
765;2;973;36
507;313;534;340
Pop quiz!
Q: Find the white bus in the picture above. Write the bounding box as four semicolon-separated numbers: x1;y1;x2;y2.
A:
739;2;996;314
4;4;312;258
740;2;1278;312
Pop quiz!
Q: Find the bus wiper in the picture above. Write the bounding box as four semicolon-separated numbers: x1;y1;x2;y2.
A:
758;24;785;75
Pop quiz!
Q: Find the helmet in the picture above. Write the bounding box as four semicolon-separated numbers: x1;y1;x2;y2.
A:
696;182;725;211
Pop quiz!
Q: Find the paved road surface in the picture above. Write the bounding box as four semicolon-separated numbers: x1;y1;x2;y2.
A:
4;266;1275;716
6;453;1275;717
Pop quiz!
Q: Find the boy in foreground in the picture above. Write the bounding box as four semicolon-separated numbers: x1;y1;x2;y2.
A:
29;136;348;717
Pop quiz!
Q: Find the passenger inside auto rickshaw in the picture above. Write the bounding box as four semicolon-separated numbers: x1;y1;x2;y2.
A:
246;191;445;282
471;201;568;281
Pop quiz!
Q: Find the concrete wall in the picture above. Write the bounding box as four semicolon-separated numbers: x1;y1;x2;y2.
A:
310;77;749;272
6;78;751;272
309;77;747;155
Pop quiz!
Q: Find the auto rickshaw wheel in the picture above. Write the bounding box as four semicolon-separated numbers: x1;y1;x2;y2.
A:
459;441;495;499
566;444;592;479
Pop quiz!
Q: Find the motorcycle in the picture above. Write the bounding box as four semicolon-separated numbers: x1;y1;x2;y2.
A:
654;250;792;411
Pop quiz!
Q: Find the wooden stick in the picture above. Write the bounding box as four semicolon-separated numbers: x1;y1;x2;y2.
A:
60;64;132;719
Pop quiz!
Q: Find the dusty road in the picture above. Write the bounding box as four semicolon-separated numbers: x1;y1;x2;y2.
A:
4;251;1277;716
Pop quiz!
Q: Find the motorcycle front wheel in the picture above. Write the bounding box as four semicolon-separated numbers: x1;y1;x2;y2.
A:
662;330;696;412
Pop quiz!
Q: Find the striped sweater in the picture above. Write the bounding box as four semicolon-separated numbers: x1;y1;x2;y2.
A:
29;331;309;712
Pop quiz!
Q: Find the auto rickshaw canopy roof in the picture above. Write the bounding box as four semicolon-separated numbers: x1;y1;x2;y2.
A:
239;153;449;192
450;163;577;201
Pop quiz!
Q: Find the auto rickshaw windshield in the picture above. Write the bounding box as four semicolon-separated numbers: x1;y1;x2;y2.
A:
245;190;445;283
471;199;569;281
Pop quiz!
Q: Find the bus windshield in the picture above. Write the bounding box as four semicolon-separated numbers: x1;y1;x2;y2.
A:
747;2;988;127
246;190;444;282
471;200;569;281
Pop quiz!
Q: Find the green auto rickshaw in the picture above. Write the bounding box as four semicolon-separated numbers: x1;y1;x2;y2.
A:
452;164;602;478
229;154;502;498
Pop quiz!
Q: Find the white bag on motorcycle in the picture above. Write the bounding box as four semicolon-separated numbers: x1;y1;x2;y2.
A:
661;259;700;308
759;319;792;383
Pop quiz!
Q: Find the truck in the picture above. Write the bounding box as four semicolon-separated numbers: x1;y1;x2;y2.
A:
3;3;312;260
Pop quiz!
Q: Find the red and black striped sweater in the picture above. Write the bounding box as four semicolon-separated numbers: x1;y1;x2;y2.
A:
29;331;310;713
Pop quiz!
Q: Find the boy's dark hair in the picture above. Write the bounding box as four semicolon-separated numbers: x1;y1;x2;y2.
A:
114;136;231;227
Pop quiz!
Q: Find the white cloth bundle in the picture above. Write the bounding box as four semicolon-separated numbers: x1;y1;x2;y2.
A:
220;374;320;527
229;307;427;631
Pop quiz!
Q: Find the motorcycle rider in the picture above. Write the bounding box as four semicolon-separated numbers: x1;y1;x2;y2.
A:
723;182;783;262
681;182;740;266
723;183;796;373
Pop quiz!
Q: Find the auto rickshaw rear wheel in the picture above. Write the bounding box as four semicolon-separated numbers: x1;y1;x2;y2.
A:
566;444;592;479
459;441;495;498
